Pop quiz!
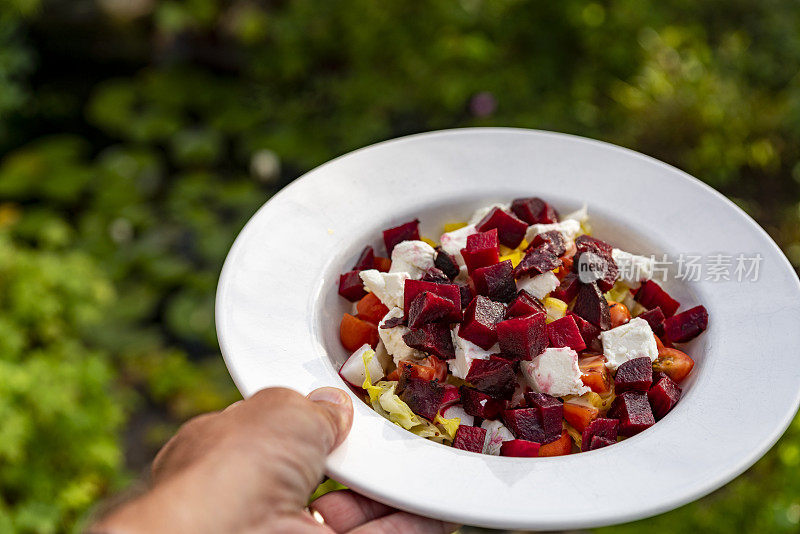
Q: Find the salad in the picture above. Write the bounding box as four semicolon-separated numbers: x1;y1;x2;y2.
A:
336;197;708;456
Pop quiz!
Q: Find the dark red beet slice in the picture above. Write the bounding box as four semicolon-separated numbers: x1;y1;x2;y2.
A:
453;425;487;453
440;384;461;408
551;272;580;303
403;280;461;322
457;283;473;310
635;280;680;317
574;250;618;292
459;295;506;349
403;323;456;360
546;314;587;352
514;249;561;279
461;229;500;274
511;197;559;224
614;357;653;393
581;418;619;452
399;378;445;421
569;312;601;343
338;270;367;301
608;391;655;436
530;230;567;257
496;312;547;360
461;387;503;419
648;376;682;419
465;358;516;400
434;247;460;280
589;435;616;450
421;267;451;284
472;260;517;303
524;392;563;442
382;219;420;255
506;289;545;318
407;291;457;328
637;306;666;337
502;408;546;442
500;439;541;457
572;282;611;330
575;235;614;257
476;207;529;248
352;246;375;271
663;305;708;343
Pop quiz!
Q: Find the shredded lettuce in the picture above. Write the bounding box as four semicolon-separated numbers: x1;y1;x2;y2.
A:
434;413;460;441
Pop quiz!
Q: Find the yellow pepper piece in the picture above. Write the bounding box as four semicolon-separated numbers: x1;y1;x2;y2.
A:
499;250;524;268
543;297;568;323
421;237;437;248
443;222;467;233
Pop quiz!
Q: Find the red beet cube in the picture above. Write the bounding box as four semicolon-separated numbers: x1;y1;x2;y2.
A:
551;272;580;303
506;289;545;318
476;207;529;249
530;230;567;257
403;280;461;322
352;246;375;271
461;387;503;419
502;408;546;442
648;376;682;419
581;418;619;452
382;219;420;255
608;391;655;436
440;384;461;408
457;283;473;309
574;250;618;292
407;291;458;328
663;305;708;343
338;270;367;301
569;312;601;343
575;235;614;257
572;282;611;330
500;439;541;457
547;314;587;352
399;378;445;421
453;425;487;453
524;392;563;442
434;247;460;280
459;295;506;349
472;260;517;303
403;323;455;360
421;267;451;284
614;357;653;393
496;312;547;360
637;306;666;336
635;280;680;317
511;197;559;224
589;435;616;450
465;358;516;400
514;249;561;279
461;229;500;274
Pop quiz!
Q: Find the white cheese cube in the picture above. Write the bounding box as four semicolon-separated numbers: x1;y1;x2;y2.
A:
481;419;515;455
359;269;409;309
448;325;497;379
600;317;658;371
516;271;560;300
378;307;422;364
524;219;581;244
439;224;477;267
521;347;589;397
389;240;436;279
612;248;654;287
441;404;475;427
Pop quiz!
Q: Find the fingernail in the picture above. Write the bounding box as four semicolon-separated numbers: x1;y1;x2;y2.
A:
307;387;349;406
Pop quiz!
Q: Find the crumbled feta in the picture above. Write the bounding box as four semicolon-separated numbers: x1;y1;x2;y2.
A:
439;224;478;267
516;271;560;300
600;317;658;371
389;240;436;279
521;347;589;397
524;219;582;244
449;325;497;379
442;404;475;427
612;248;654;287
564;203;589;223
468;203;510;225
481;419;515;455
378;307;421;364
359;269;409;309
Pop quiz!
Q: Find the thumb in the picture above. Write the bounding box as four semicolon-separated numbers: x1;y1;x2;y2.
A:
305;386;354;451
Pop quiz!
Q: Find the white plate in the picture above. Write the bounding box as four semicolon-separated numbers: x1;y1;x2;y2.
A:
216;128;800;530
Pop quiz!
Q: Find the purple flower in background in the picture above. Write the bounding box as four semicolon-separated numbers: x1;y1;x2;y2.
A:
470;91;497;117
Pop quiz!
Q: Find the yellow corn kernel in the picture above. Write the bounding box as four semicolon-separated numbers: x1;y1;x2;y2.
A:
499;251;524;268
443;222;467;233
543;297;568;323
421;237;437;248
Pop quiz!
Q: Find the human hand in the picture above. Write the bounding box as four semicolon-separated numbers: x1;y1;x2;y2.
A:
91;387;458;533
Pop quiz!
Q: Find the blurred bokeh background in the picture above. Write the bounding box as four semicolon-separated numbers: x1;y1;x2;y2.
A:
1;0;799;532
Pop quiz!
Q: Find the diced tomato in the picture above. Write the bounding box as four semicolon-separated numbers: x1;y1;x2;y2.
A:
538;429;573;457
608;301;631;328
563;402;599;432
554;256;574;281
374;257;392;272
653;347;695;383
578;354;611;394
340;313;379;352
386;368;400;381
356;293;390;324
399;356;448;382
654;333;666;352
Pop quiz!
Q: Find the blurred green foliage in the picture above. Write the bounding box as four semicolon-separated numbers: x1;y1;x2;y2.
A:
0;0;799;532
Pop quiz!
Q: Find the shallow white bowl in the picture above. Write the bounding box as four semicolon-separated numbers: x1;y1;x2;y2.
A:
216;128;800;530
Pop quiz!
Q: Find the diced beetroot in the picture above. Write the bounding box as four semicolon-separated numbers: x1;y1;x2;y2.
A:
440;384;461;408
496;312;547;360
461;229;500;274
338;270;367;301
614;357;653;393
506;289;545;318
574;250;618;292
530;230;566;257
403;323;455;360
472;260;517;303
465;358;516;400
511;197;559;224
453;425;488;453
524;392;563;443
382;219;420;255
421;267;451;284
476;207;529;249
403;280;461;322
551;272;580;303
459;295;506;349
608;391;655;436
648;376;682;419
457;283;473;310
514;249;561;279
500;439;541;457
572;282;611;330
637;306;666;337
635;280;680;317
589;435;616;450
502;408;546;442
663;305;708;343
399;378;445;421
352;246;375;271
581;418;619;452
434;247;460;280
407;291;458;329
569;312;601;344
575;235;614;257
461;386;503;419
546;314;586;352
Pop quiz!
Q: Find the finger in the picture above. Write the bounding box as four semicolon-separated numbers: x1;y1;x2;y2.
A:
151;411;220;484
349;511;459;534
310;490;395;532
